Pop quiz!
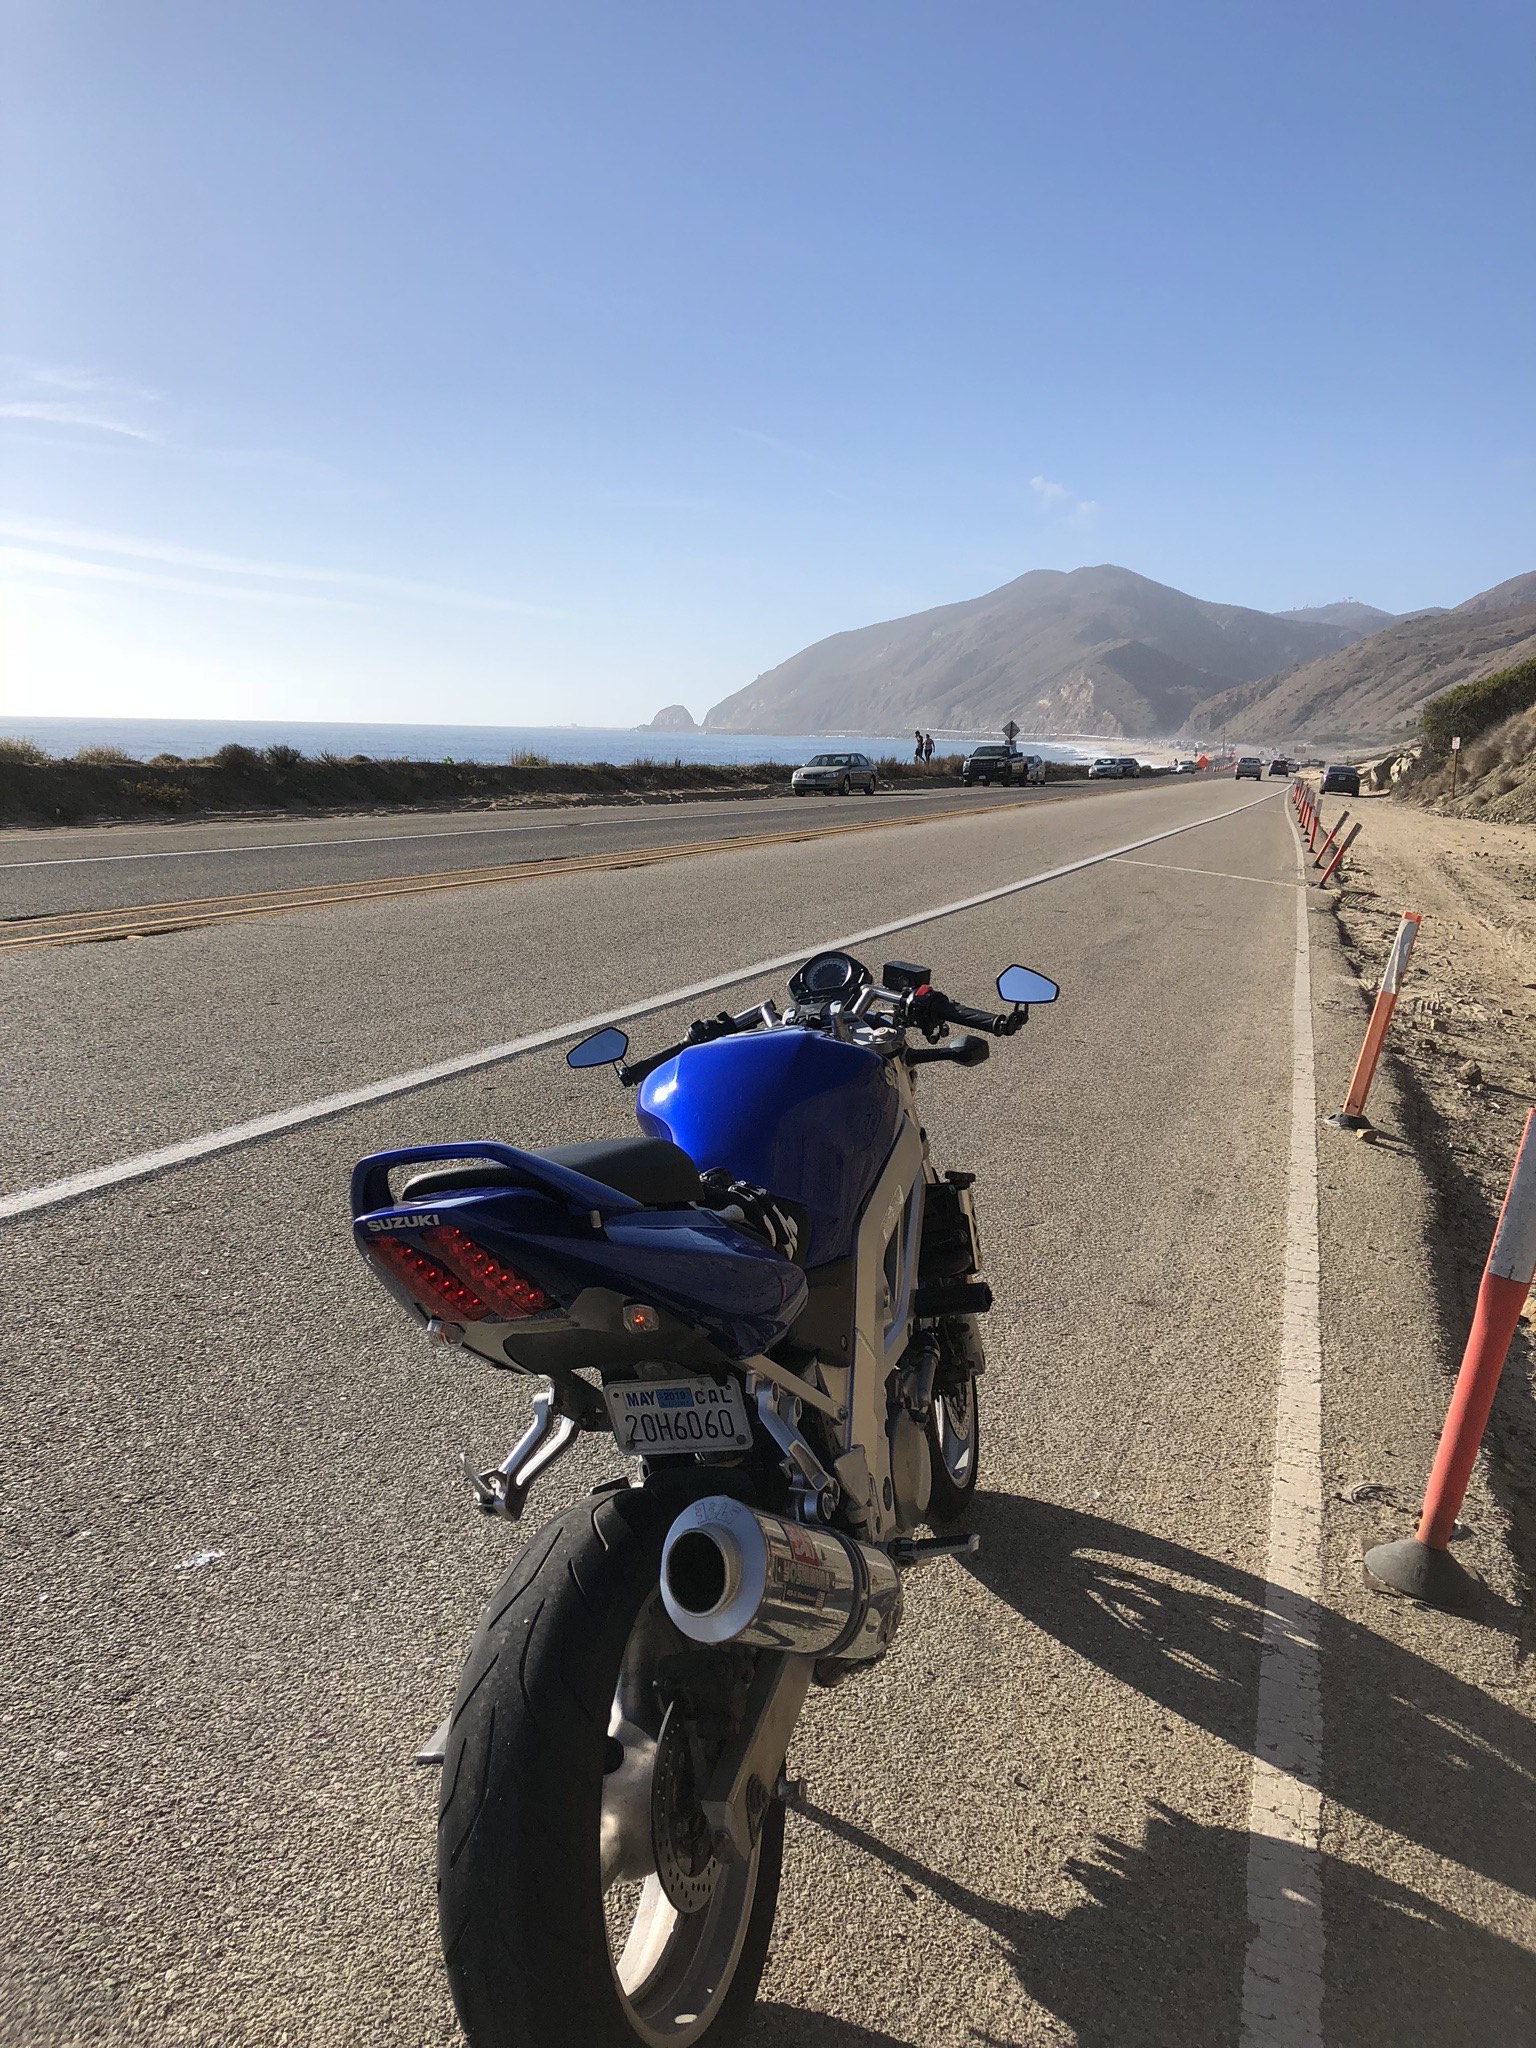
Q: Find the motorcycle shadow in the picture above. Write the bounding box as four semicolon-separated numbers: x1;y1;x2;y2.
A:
765;1798;1535;2048
747;2011;918;2048
960;1490;1534;1900
749;1493;1536;2046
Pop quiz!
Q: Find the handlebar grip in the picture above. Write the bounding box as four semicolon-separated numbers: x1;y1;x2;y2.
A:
943;999;1011;1036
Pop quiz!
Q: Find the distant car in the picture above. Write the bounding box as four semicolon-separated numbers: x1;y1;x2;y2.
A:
1087;756;1120;780
1235;756;1263;781
1116;756;1140;778
1321;763;1360;797
791;751;877;796
1268;757;1291;777
960;744;1043;787
1173;759;1198;774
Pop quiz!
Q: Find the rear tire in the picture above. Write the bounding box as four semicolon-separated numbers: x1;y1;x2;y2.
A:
437;1486;786;2048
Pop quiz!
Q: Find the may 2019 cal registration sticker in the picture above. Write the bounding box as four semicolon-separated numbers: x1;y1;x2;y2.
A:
605;1377;754;1454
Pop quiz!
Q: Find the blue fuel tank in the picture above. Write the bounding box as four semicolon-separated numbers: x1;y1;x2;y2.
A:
636;1029;902;1265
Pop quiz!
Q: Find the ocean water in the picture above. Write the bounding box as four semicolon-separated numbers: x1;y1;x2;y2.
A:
0;716;1099;768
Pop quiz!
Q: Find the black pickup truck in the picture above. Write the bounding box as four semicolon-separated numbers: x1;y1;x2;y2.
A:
960;744;1045;788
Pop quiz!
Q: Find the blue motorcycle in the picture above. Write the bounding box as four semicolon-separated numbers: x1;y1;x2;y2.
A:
351;949;1058;2048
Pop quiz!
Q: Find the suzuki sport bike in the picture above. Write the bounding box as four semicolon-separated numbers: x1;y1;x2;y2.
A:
349;949;1059;2048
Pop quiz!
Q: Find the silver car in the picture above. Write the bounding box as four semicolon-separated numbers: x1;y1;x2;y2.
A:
791;751;878;796
1087;756;1120;780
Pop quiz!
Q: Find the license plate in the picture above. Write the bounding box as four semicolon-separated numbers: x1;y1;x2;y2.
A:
604;1376;754;1455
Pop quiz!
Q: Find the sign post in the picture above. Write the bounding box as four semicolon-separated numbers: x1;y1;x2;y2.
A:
1002;720;1020;744
1451;734;1461;800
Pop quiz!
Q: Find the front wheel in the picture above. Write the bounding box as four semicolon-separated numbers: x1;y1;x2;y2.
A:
437;1486;786;2048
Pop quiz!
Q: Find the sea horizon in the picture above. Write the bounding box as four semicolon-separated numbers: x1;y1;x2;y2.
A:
0;715;1163;769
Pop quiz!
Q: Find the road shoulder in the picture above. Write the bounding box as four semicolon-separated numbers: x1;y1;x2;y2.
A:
1306;865;1536;2045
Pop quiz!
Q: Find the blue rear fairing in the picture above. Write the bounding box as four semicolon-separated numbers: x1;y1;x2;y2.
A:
636;1029;901;1264
351;1146;807;1360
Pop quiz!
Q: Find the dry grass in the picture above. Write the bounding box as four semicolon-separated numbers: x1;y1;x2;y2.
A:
1410;700;1536;823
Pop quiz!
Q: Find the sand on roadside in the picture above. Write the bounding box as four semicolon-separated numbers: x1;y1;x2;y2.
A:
1324;789;1536;1592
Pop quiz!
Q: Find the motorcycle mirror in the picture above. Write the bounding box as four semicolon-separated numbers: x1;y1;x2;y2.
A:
997;965;1059;1006
567;1026;630;1070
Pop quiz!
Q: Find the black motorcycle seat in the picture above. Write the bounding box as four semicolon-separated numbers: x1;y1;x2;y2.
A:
400;1137;702;1210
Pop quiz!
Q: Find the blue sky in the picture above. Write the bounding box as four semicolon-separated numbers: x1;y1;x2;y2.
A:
2;0;1532;727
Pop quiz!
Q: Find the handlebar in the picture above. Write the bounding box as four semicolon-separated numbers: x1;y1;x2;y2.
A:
618;1004;760;1088
908;988;1024;1039
616;984;1023;1088
938;998;1021;1037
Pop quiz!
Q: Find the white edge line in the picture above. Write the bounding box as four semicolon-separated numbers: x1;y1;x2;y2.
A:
0;792;1276;1222
1111;856;1301;891
1238;809;1325;2047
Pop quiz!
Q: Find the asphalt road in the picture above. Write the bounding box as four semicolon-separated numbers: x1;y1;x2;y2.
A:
2;777;1528;2047
0;777;1151;921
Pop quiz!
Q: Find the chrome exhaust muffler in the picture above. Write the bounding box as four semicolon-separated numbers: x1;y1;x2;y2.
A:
660;1495;903;1664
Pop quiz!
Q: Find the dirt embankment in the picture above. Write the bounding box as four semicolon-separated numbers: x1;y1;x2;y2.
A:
1328;795;1536;1580
1376;654;1536;824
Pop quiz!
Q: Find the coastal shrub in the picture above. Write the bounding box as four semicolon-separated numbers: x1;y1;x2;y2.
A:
124;779;188;810
150;753;186;766
73;744;134;764
1419;656;1536;757
263;743;304;770
0;737;50;764
214;742;261;771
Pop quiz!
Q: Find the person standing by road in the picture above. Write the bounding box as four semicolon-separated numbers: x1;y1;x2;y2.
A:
922;732;935;764
914;730;925;765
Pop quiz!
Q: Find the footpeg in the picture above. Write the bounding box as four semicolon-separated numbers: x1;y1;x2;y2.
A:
911;1278;992;1319
414;1715;451;1767
889;1533;980;1569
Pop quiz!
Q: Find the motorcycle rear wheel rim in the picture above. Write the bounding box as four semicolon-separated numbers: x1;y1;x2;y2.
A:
601;1596;766;2046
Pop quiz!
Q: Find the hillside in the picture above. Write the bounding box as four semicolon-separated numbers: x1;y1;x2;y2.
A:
1183;577;1536;743
703;565;1382;737
1274;601;1405;632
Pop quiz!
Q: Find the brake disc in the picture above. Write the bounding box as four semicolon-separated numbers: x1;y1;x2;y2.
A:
650;1700;723;1915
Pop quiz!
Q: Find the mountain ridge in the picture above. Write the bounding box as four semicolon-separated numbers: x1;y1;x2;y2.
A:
703;564;1383;738
1184;580;1536;742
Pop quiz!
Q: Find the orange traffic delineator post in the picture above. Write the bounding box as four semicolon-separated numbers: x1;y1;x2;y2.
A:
1308;802;1321;852
1318;821;1360;886
1366;1110;1536;1612
1324;912;1420;1131
1313;808;1350;867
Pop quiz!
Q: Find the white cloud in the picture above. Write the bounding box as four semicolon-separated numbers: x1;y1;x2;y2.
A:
729;424;825;465
20;364;164;403
1029;474;1099;521
0;362;165;442
0;402;156;440
0;543;364;608
0;517;561;615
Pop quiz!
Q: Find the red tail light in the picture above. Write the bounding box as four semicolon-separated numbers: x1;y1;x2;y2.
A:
366;1234;493;1321
420;1225;551;1319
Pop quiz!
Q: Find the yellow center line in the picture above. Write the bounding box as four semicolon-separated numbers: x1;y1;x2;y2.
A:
0;796;1046;950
